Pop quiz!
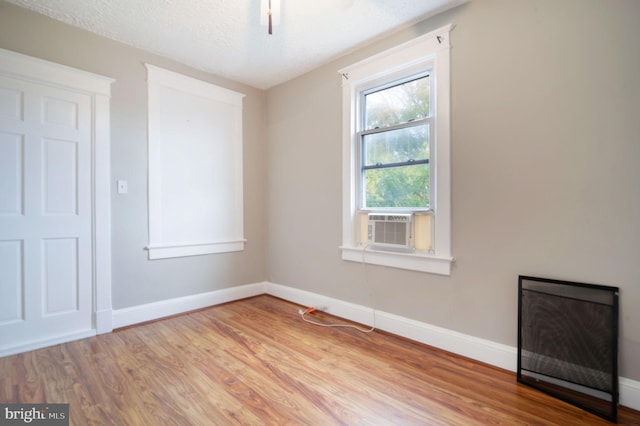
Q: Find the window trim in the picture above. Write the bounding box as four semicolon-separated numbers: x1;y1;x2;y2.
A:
339;24;453;275
145;64;246;260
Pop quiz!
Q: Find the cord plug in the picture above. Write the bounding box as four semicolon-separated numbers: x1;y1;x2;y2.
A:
298;307;316;315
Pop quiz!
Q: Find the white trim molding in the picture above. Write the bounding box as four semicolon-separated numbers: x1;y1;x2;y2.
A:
112;282;266;329
620;377;640;410
265;282;514;369
0;48;113;96
341;245;453;275
338;25;453;275
145;64;246;260
0;48;114;336
0;330;97;359
146;240;247;260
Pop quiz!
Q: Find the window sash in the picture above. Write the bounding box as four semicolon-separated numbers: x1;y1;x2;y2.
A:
362;162;430;209
362;72;431;131
358;106;433;211
359;116;430;136
362;158;429;171
359;118;430;167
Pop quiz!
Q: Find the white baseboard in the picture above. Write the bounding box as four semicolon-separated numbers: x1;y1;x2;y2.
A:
111;282;266;329
0;329;96;358
264;281;640;412
265;282;516;370
95;308;113;334
620;377;640;410
374;309;517;371
106;280;640;412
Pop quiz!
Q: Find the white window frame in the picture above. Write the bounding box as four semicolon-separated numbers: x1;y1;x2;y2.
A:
339;25;453;275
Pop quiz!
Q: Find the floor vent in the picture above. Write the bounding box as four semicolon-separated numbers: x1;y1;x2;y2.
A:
517;275;619;422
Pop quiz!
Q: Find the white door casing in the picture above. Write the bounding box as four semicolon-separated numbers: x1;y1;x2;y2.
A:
0;48;113;357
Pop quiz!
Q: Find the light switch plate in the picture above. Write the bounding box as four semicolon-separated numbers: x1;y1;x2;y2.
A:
117;180;128;194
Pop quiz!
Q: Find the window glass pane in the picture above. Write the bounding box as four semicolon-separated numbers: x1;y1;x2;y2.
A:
363;124;429;166
364;163;430;208
365;75;429;130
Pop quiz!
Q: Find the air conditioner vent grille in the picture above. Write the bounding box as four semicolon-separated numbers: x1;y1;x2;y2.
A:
367;213;412;249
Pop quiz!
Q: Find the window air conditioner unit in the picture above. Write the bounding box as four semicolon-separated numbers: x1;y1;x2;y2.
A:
367;213;412;250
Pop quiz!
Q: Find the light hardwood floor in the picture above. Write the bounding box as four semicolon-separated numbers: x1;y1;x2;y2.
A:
1;295;639;425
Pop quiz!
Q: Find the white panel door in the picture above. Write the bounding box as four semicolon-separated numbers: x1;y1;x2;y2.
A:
0;74;92;351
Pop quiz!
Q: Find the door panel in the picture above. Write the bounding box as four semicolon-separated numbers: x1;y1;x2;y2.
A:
42;238;79;315
42;137;78;215
0;132;23;215
0;86;23;120
0;240;22;324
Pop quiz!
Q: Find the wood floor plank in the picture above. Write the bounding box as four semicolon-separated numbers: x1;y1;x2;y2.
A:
1;295;639;425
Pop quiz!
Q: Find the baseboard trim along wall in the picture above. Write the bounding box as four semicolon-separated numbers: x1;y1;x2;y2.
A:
0;330;97;359
110;281;640;411
111;282;266;329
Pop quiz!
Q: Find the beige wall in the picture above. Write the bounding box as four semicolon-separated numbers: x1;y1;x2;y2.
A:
2;0;638;382
0;1;268;309
266;0;640;381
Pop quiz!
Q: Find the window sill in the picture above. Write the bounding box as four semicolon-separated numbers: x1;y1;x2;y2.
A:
340;245;453;275
146;240;246;260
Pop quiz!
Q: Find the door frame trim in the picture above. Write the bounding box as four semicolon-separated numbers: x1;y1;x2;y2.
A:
0;48;114;336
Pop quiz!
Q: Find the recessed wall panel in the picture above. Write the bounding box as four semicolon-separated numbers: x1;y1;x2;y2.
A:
42;97;78;129
42;238;78;315
0;240;24;324
0;86;23;121
0;132;23;215
42;138;77;215
146;64;245;259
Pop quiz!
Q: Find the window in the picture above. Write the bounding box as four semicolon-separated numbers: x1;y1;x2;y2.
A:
339;25;453;275
360;73;432;210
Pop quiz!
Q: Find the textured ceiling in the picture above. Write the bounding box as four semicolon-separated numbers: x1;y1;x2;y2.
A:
5;0;466;89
